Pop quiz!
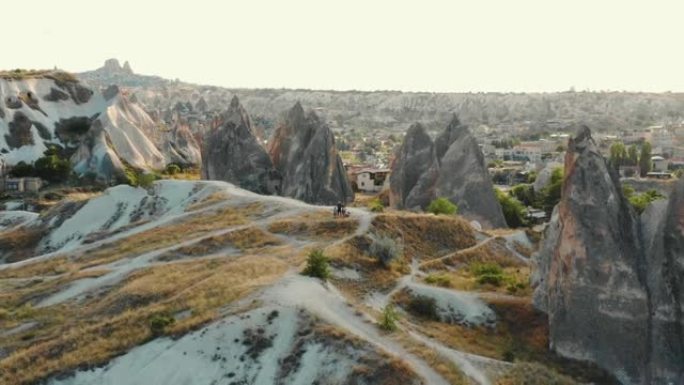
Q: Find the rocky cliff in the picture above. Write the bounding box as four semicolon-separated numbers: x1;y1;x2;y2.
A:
390;115;506;228
0;73;203;181
533;126;684;384
202;96;279;194
268;102;353;204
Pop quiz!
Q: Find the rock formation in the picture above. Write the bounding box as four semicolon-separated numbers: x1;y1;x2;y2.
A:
268;102;353;204
388;123;439;211
202;96;279;194
533;126;684;385
435;116;507;228
390;115;506;228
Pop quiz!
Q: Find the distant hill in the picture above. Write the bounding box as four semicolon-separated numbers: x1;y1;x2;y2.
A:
77;59;684;135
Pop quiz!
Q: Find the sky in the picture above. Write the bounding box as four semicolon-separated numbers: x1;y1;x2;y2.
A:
5;0;684;92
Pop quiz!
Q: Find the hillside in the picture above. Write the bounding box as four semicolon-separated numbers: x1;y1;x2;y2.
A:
0;70;199;180
0;180;612;385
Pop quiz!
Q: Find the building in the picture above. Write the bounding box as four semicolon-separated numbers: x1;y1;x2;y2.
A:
651;155;669;172
3;177;42;194
354;168;389;193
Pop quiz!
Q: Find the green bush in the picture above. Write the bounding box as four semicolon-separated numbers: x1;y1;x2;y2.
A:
537;167;564;215
379;304;399;332
425;274;452;287
369;235;401;268
496;188;529;228
302;249;331;281
627;189;665;214
427;197;458;215
367;197;384;212
471;262;506;287
165;164;181;175
407;295;439;321
34;153;71;183
149;314;175;336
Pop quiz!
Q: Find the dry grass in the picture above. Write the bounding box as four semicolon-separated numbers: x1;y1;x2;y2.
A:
325;236;408;297
160;227;283;260
391;331;470;385
496;362;578;385
371;213;476;260
427;265;532;296
0;226;47;263
76;203;263;268
393;293;547;362
268;213;358;240
0;255;288;385
424;238;528;271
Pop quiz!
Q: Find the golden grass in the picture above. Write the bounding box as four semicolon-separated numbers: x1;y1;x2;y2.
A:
371;213;476;260
390;331;470;385
161;227;283;259
268;213;358;240
423;237;528;271
0;226;47;263
76;203;263;268
0;255;289;385
428;265;532;296
393;292;547;362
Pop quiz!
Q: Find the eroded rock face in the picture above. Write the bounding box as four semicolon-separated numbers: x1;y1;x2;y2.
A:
435;116;507;228
643;180;684;384
268;102;353;204
165;124;201;167
533;126;684;385
389;115;506;228
202;96;279;194
389;123;439;210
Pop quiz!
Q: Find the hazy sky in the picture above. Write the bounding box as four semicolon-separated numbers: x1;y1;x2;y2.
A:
6;0;684;92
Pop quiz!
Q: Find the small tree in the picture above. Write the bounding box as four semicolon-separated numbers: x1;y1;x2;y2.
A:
379;304;399;332
367;197;384;213
149;314;175;336
165;164;181;175
495;188;528;228
639;141;652;177
369;235;401;268
302;249;330;281
427;197;458;215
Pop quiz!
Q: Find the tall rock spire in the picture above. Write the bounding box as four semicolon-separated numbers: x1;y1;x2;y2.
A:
533;126;684;384
201;96;280;194
268;102;354;204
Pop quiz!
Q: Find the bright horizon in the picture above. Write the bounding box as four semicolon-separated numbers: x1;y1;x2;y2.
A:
5;0;684;93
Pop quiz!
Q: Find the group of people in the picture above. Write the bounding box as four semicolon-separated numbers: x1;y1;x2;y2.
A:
334;201;349;217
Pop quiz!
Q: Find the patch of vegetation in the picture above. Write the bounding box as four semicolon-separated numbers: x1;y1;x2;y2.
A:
368;234;401;268
622;186;665;214
424;273;452;287
470;262;505;286
496;188;528;228
496;362;578;385
371;213;476;259
379;304;399;332
164;163;182;175
407;295;439;321
149;314;175;336
367;197;384;212
538;167;564;216
117;161;161;188
302;249;330;281
427;197;458;215
8;147;71;183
